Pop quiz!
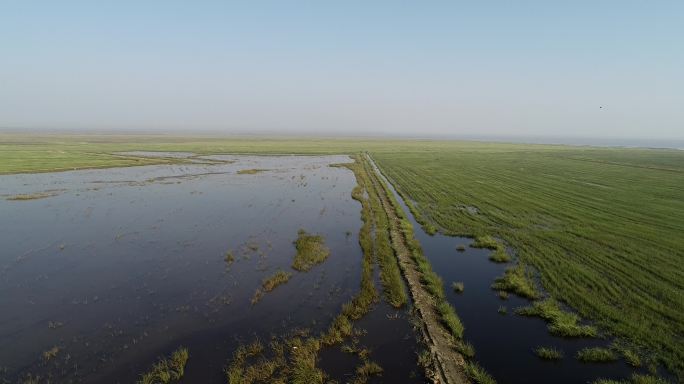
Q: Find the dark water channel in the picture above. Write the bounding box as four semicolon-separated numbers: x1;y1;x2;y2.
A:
371;159;649;384
0;155;421;383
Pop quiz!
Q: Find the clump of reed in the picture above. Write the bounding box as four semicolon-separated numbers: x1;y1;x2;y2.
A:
490;264;539;299
535;346;564;360
576;347;618;363
292;229;330;272
516;299;597;337
497;306;507;315
138;347;189;384
452;281;465;293
456;244;467;252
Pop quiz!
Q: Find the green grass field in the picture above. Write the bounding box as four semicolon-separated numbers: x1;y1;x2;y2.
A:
2;132;683;378
371;144;684;378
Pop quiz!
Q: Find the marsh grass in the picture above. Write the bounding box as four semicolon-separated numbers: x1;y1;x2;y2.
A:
292;230;330;272
7;191;58;201
251;270;292;305
42;346;60;362
251;289;264;305
372;146;684;379
262;270;292;292
470;235;499;250
488;248;511;263
452;281;464;293
497;306;507;315
592;374;670;384
456;244;466;252
351;360;383;384
535;346;564;360
611;342;643;367
491;265;539;299
464;361;497;384
237;168;268;175
456;341;476;358
437;301;464;340
225;336;324;384
224;251;235;265
516;299;597;337
138;347;189;384
576;347;618;363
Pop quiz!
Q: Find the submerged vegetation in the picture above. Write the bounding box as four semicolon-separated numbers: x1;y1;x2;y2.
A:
516;299;598;338
292;230;331;272
138;347;189;384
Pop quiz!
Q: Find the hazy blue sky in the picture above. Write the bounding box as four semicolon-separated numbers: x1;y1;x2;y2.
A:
1;1;682;138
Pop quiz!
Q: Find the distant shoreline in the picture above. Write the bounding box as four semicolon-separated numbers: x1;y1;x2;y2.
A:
1;128;683;150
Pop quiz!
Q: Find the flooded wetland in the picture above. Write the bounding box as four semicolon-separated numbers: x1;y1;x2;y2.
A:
0;148;678;384
0;154;423;383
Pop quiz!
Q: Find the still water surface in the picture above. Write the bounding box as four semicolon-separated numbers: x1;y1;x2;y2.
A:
0;155;421;383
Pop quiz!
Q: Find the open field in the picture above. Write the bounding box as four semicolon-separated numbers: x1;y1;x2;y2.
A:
1;132;682;381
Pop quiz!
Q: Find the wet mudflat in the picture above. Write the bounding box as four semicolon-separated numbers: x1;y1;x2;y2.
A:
374;162;654;384
0;155;422;383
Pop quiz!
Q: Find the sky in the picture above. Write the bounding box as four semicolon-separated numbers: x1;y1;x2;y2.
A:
1;1;683;139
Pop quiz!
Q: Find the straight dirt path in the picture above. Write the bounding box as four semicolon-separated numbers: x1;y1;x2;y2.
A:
363;154;469;384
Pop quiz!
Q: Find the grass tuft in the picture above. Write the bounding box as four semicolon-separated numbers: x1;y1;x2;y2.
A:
516;299;597;337
292;230;330;272
261;270;292;292
471;235;499;250
491;264;539;299
488;248;511;263
452;281;464;293
535;346;564;360
138;347;189;384
464;361;497;384
576;347;618;363
237;168;268;175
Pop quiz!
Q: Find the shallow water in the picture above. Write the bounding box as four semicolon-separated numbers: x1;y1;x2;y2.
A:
0;155;422;383
372;158;650;384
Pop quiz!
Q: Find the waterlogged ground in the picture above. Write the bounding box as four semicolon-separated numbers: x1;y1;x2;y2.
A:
0;155;422;383
374;161;657;384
